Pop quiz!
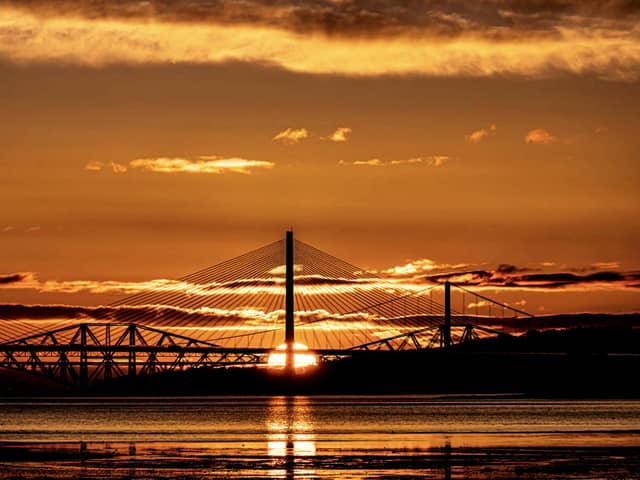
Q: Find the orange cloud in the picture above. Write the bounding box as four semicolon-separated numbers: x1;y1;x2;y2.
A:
0;272;401;297
591;261;621;270
525;128;557;144
1;6;640;79
467;300;490;309
85;161;128;173
466;124;496;143
129;156;274;174
272;127;309;144
342;156;449;167
328;127;352;142
348;159;384;167
268;264;303;275
377;259;472;277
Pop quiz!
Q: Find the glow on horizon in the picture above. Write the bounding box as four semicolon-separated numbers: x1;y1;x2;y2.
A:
267;343;318;369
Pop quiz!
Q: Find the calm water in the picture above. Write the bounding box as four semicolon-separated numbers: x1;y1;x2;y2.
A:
1;396;639;479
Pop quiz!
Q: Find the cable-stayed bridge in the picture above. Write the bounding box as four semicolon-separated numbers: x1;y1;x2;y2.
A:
0;232;533;386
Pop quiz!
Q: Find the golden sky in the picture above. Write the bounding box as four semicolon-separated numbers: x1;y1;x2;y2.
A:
1;0;639;319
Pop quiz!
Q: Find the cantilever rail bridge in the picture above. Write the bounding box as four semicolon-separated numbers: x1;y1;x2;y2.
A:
0;232;533;386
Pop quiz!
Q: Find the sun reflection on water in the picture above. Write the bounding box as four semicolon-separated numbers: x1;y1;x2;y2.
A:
266;396;317;478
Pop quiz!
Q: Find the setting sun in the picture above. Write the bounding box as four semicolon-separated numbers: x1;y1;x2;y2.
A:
267;343;318;369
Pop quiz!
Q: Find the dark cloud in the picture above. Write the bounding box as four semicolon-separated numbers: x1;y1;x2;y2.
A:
423;267;640;289
496;264;529;275
4;0;639;40
425;270;494;285
212;278;278;289
0;273;29;285
0;303;406;344
294;275;375;286
0;303;216;324
209;275;374;288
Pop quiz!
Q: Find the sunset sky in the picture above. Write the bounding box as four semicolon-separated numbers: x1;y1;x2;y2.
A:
1;0;639;321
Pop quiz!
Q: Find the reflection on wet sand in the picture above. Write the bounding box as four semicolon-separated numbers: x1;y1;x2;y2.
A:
1;438;640;479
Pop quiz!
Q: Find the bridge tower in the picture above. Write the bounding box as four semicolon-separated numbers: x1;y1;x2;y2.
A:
443;280;452;348
285;230;295;372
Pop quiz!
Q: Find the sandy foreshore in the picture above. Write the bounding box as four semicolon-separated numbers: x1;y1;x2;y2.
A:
1;442;640;479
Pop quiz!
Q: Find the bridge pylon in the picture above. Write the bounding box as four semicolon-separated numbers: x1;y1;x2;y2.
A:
442;281;452;348
285;230;295;372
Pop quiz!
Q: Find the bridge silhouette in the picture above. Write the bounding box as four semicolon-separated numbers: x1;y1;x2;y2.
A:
0;232;533;387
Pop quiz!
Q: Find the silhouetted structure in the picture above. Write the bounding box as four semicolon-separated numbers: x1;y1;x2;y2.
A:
0;231;535;387
285;230;295;373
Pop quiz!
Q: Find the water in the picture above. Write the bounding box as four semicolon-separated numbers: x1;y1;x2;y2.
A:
1;396;639;479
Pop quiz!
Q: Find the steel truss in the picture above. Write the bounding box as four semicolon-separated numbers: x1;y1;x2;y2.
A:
349;323;507;351
0;322;351;386
0;323;266;386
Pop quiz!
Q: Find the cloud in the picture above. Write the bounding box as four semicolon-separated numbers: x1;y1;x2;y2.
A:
0;272;32;285
0;303;408;338
86;156;274;174
0;303;279;328
467;300;490;309
85;161;128;173
272;128;309;144
328;127;352;142
5;259;639;306
525;128;557;144
25;225;41;233
391;156;449;166
342;156;449;167
346;158;384;167
268;264;304;275
0;274;195;295
129;156;274;174
372;257;640;292
111;162;128;173
377;259;472;277
466;124;497;143
6;1;640;42
591;261;621;270
1;4;640;79
3;302;640;344
0;272;393;297
1;225;14;232
496;264;528;275
273;127;351;143
422;267;640;291
84;161;104;171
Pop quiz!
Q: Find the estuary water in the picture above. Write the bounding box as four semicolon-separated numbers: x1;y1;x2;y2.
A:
0;396;639;479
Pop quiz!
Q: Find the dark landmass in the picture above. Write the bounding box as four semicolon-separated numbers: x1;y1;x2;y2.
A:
459;324;640;353
2;326;640;397
478;312;640;333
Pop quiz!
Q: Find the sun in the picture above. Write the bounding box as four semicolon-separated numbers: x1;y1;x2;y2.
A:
267;343;318;369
